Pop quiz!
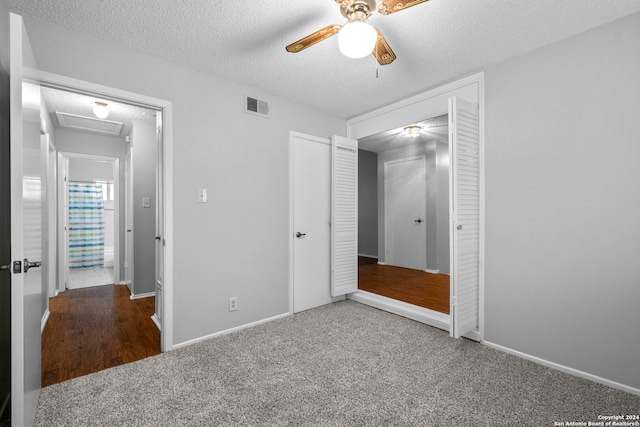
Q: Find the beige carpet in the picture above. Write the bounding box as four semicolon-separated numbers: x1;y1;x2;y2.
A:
34;300;639;426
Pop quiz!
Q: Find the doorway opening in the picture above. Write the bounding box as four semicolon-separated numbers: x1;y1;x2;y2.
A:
357;115;450;314
63;155;118;290
36;77;172;384
348;72;484;341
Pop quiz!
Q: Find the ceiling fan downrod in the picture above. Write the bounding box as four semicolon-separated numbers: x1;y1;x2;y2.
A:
340;0;377;22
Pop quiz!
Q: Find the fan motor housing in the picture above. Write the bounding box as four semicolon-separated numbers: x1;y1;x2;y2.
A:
339;0;378;20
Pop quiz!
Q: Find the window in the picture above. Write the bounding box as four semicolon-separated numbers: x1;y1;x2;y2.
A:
97;180;114;201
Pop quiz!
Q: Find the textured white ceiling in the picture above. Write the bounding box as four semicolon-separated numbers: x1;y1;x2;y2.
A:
360;114;448;153
9;0;640;119
41;86;156;137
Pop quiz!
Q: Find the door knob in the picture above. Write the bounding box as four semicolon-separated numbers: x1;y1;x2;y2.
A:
296;232;306;238
414;219;423;224
24;258;42;273
1;261;22;274
457;224;463;230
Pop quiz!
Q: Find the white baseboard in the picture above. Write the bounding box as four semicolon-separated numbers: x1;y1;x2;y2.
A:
173;312;291;350
358;253;378;259
377;261;387;266
130;291;155;300
349;290;450;332
41;309;50;333
483;341;640;396
151;314;161;331
424;268;440;274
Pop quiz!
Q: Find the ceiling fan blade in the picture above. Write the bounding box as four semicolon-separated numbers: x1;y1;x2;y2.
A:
286;25;342;53
378;0;429;15
372;30;396;65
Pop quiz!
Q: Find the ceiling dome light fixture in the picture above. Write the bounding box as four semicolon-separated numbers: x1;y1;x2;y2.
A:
93;101;109;119
338;21;377;59
403;125;422;138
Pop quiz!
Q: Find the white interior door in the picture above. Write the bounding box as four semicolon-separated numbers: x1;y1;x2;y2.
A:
330;135;358;297
124;146;133;289
112;160;120;284
154;115;164;327
57;153;68;292
291;133;333;313
384;157;427;271
10;12;42;426
449;96;480;339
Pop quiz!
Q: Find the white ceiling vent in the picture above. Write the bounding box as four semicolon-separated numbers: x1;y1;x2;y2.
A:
55;111;124;136
245;95;270;118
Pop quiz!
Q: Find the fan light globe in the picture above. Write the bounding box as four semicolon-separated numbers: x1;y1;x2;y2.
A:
338;21;377;59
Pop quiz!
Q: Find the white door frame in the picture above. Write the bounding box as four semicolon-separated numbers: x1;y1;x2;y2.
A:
383;155;427;271
29;69;175;351
56;152;68;294
346;72;485;341
58;152;119;289
46;138;57;298
152;114;164;330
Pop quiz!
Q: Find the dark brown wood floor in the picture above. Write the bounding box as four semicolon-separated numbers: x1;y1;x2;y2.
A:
42;284;160;387
358;257;450;314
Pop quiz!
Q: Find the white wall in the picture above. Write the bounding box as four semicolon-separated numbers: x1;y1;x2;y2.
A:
131;120;157;295
484;12;640;389
56;128;126;159
21;16;346;345
357;149;377;257
68;157;113;181
435;138;449;275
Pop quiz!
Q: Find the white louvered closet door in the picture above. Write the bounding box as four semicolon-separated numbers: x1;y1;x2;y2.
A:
331;135;358;297
449;97;481;339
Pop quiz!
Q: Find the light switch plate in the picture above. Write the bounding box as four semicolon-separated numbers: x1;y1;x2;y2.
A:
142;197;151;208
198;188;208;203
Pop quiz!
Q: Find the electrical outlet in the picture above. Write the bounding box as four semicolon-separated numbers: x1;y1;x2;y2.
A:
229;296;238;312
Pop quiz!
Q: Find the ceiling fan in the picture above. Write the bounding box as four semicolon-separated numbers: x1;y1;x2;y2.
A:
285;0;429;65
